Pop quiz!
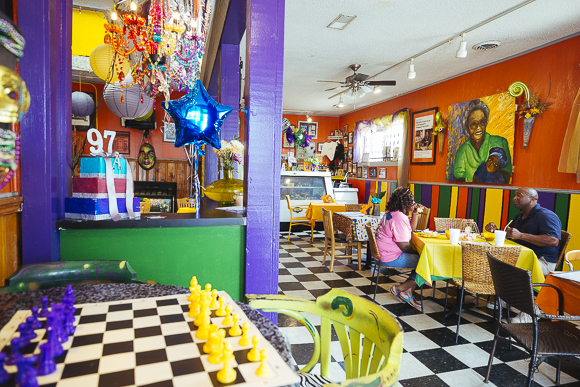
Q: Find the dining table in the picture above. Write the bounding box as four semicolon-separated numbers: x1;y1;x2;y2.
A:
535;271;580;316
410;233;545;287
305;201;347;222
332;211;382;269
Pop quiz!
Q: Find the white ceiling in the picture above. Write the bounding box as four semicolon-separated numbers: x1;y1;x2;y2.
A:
74;0;580;117
283;0;580;116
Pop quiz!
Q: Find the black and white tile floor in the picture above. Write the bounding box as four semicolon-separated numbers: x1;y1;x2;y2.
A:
277;230;580;387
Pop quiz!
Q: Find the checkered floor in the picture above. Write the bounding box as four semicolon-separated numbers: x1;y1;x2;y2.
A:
277;230;580;387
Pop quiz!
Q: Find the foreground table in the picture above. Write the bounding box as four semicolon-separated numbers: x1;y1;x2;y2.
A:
333;212;381;269
305;201;347;222
411;233;545;287
535;271;580;315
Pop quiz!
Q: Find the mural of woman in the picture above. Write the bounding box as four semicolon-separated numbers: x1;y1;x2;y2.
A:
138;142;156;170
453;99;512;183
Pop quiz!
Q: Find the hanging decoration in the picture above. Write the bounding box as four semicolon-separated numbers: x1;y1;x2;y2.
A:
103;75;154;119
71;91;95;117
0;129;19;190
0;65;30;123
509;80;551;149
433;112;446;154
285;126;294;144
89;44;131;84
138;141;156;170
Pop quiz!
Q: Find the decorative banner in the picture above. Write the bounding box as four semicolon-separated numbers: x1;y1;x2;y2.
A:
445;92;515;184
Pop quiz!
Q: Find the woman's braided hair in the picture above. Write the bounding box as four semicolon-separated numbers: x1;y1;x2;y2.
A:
385;187;414;213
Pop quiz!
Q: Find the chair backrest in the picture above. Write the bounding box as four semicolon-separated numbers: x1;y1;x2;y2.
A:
365;222;381;261
177;198;194;208
140;201;151;213
3;260;142;293
555;230;572;270
434;217;478;233
416;207;431;230
487;252;537;316
248;288;403;385
321;207;334;241
345;204;364;212
461;243;521;286
285;195;293;210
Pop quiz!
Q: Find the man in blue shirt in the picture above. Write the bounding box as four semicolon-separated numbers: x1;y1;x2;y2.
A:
485;187;561;275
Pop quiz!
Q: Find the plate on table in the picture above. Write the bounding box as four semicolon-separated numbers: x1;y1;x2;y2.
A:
417;231;440;238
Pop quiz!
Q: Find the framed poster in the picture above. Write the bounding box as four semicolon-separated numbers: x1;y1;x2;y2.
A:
362;166;368;179
348;131;354;144
163;122;176;143
411;107;437;164
348;161;352;173
317;143;324;152
343;124;348;143
369;167;377;178
298;121;318;139
112;131;130;155
347;147;353;161
357;167;362;178
378;167;386;179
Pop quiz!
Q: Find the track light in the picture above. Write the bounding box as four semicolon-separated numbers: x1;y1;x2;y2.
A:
456;33;468;58
306;115;312;122
111;11;117;20
337;95;345;108
130;1;137;11
407;58;416;79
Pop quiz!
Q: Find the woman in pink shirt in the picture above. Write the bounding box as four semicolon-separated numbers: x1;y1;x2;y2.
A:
375;187;421;308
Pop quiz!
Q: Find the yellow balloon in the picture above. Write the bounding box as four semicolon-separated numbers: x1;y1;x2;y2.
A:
89;44;131;84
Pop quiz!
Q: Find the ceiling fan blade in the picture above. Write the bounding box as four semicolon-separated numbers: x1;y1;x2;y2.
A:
368;80;396;86
361;85;373;94
354;73;369;82
325;85;346;91
317;80;344;83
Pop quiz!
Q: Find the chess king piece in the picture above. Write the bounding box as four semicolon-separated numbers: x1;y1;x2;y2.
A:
216;341;236;384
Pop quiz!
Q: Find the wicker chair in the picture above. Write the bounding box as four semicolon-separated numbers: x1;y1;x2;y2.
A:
416;207;431;230
446;242;521;343
365;222;423;311
139;201;151;213
555;230;572;271
485;253;580;387
321;208;362;271
344;203;365;212
285;195;314;242
564;249;580;271
434;217;479;233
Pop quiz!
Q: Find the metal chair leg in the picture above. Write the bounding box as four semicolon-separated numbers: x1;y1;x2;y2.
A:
443;281;450;318
455;282;465;344
484;324;501;383
373;260;382;301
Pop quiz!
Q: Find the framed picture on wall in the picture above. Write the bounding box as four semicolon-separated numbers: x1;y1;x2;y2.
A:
347;147;353;161
343;162;348;171
353;163;357;174
336;129;342;137
357;167;362;178
411;107;437;164
369;167;377;178
317;143;324;152
163;122;176;143
362;166;368;179
112;131;130;155
343;125;349;143
298;121;318;139
378;167;387;179
330;130;334;136
348;161;353;173
348;131;354;144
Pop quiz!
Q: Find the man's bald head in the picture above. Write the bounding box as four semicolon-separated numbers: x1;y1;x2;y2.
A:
513;187;538;212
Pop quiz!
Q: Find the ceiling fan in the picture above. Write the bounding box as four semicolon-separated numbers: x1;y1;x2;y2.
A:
318;64;396;99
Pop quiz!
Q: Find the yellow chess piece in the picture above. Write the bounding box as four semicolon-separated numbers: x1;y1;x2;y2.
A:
194;292;210;327
239;323;250;346
215;297;226;317
195;312;210;340
216;342;237;384
204;283;212;295
188;292;200;318
210;289;219;309
208;329;226;364
190;276;198;287
256;349;270;378
222;305;233;326
247;335;260;362
229;314;242;336
203;325;219;354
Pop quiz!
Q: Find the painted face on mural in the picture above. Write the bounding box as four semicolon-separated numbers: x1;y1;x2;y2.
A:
138;142;156;170
467;109;487;146
485;155;500;173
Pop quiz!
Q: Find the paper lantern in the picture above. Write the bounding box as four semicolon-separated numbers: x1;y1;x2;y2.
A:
103;75;154;119
71;91;94;117
89;44;131;84
135;108;153;121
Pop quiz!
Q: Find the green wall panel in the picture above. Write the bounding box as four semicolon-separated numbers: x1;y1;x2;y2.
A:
554;193;570;229
507;189;519;222
470;188;480;221
60;226;246;301
414;184;422;205
437;186;452;218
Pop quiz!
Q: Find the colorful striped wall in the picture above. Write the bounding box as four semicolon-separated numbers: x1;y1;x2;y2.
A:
354;179;580;253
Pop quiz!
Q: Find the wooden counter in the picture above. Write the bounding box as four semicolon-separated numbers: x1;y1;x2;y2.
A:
0;195;22;286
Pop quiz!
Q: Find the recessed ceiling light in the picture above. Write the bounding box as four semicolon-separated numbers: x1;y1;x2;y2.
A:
472;40;502;51
327;14;356;30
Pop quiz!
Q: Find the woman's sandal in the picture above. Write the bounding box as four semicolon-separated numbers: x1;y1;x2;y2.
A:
390;285;420;309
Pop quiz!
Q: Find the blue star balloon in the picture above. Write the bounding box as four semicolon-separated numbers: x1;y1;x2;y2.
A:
163;79;233;148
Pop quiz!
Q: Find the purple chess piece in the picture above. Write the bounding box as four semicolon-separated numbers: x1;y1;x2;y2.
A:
0;352;11;384
50;303;67;344
15;355;37;387
18;323;30;348
25;317;37;341
39;297;50;318
65;285;75;304
30;307;43;329
23;368;39;387
62;297;76;336
46;314;63;357
36;342;55;376
6;337;23;366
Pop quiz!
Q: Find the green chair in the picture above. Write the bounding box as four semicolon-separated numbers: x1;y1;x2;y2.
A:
248;288;403;386
1;260;145;293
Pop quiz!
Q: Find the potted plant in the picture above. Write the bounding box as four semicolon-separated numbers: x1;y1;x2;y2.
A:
370;191;386;216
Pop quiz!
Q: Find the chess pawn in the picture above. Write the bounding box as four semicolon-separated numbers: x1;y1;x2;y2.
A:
208;329;226;364
247;335;261;362
215;297;226;317
222;305;233;326
39;297;50;318
190;276;198;287
203;325;219;354
228;314;242;337
6;337;22;366
209;289;219;309
204;283;212;296
37;342;56;376
30;306;43;329
194;293;210;327
239;323;251;346
0;353;10;383
216;341;237;384
256;349;271;378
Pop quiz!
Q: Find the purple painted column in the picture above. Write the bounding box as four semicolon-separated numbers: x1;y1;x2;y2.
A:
18;0;72;263
244;0;284;323
220;44;240;178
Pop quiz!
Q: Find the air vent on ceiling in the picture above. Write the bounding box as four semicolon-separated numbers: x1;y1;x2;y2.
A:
472;41;502;51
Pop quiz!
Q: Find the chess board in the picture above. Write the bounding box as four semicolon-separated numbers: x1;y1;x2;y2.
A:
0;292;300;387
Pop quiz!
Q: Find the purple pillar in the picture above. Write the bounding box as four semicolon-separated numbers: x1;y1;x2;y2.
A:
18;0;72;263
244;0;284;323
220;44;241;178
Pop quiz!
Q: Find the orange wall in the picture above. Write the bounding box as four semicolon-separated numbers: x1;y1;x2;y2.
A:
339;35;580;190
282;114;340;162
74;82;187;160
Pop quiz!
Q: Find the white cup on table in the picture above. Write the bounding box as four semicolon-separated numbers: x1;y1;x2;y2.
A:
449;228;460;245
494;230;507;247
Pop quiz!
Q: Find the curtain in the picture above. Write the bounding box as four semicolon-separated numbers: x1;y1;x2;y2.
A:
558;87;580;181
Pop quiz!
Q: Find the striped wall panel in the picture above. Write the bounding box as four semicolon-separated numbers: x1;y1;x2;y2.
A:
360;181;579;253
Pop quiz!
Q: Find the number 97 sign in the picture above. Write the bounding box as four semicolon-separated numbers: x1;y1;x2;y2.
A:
87;128;117;154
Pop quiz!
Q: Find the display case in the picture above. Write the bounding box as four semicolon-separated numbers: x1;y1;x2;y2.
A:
134;181;177;213
280;171;333;222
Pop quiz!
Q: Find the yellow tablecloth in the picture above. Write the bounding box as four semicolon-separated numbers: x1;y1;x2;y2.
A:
305;202;347;222
410;233;545;287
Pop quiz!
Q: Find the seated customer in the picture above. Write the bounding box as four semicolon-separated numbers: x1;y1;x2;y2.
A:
485;187;561;275
375;187;421;309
